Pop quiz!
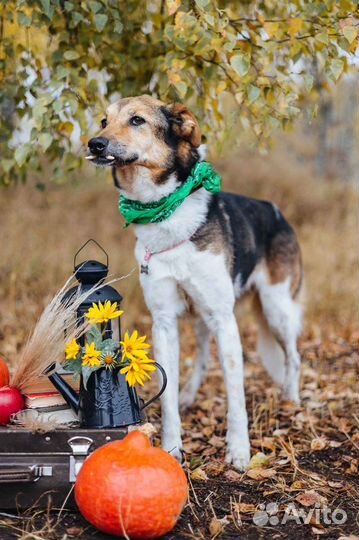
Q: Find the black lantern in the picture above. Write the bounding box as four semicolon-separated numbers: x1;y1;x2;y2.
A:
47;240;167;429
65;239;122;346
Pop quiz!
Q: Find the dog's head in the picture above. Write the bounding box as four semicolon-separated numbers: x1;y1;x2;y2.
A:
87;95;202;198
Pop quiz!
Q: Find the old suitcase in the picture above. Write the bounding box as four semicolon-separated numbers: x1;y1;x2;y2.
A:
0;426;128;509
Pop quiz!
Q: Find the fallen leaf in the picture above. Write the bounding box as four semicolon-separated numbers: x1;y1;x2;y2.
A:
247;467;277;480
224;469;242;481
209;516;229;537
248;452;270;469
311;437;327;451
66;528;83;537
296;490;324;507
251;437;276;452
200;399;213;411
205;461;225;477
327;480;343;488
190;467;208;481
289;480;307;490
329;440;343;448
208;435;225;449
236;503;257;514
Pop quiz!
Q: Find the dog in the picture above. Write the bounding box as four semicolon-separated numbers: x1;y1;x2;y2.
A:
87;95;303;470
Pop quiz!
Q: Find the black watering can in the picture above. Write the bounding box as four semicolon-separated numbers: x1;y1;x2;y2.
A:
46;240;167;429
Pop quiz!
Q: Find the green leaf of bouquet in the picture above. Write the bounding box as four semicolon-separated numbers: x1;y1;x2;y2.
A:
101;338;119;352
87;325;103;345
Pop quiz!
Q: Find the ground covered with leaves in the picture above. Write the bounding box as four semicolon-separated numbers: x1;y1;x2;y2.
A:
0;322;358;540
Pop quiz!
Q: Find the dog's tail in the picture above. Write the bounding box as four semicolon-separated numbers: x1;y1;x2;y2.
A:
253;294;285;385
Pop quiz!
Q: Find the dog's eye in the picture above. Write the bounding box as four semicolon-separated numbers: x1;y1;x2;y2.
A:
129;116;145;126
101;118;107;129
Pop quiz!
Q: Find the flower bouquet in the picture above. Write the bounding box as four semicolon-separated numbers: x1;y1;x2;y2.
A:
63;300;156;389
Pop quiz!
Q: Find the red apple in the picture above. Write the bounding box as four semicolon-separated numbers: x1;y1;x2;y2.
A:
0;386;25;425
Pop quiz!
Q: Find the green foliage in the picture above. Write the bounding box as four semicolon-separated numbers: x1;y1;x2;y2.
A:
0;0;358;184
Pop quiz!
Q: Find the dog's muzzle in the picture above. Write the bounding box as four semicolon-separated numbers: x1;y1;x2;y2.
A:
86;137;137;167
86;137;114;165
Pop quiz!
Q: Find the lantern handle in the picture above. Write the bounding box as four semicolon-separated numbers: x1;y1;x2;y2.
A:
74;239;109;270
140;362;167;411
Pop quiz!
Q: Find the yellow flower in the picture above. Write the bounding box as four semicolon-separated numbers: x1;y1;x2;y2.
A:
82;342;102;368
120;356;156;387
85;301;124;325
120;330;150;362
65;339;80;360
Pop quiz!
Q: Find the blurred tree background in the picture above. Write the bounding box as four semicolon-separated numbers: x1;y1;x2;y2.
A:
0;0;358;184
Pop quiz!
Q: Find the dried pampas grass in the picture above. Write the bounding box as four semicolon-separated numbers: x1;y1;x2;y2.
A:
11;409;79;432
11;271;127;391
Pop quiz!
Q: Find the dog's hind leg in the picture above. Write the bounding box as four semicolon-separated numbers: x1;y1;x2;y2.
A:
253;293;286;386
179;318;211;411
256;275;303;404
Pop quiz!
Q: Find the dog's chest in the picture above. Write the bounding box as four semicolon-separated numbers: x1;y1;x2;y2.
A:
135;240;199;281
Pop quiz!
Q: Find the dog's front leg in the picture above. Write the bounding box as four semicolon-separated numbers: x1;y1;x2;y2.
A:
152;312;182;459
142;276;184;460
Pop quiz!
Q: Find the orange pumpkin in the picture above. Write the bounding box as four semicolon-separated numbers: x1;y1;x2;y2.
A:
0;357;10;387
75;430;188;539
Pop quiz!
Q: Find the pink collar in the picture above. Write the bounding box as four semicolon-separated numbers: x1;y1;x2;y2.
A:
141;239;187;274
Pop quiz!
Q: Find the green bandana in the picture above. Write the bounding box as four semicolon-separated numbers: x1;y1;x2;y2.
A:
119;161;221;227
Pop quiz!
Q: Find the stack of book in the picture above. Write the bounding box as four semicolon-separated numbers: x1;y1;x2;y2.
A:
22;371;79;425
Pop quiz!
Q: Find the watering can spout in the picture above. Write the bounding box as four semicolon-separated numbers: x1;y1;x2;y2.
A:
45;366;80;414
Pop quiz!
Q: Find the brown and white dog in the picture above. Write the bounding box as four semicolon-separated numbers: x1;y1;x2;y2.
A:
87;95;303;470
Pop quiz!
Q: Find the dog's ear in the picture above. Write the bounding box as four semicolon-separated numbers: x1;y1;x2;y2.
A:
165;103;202;147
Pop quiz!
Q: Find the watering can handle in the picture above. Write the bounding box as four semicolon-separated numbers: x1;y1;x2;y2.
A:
140;362;167;411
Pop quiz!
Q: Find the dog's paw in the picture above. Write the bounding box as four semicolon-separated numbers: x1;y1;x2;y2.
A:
225;435;250;471
225;447;250;471
169;446;185;464
283;384;300;406
161;435;184;463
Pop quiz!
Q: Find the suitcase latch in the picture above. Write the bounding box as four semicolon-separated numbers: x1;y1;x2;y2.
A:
68;436;93;482
0;465;53;484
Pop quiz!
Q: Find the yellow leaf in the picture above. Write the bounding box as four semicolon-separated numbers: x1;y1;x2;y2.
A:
168;71;181;84
343;25;358;44
288;18;303;38
166;0;181;16
216;80;227;94
248;452;270;469
263;21;279;38
247;467;277;480
190;467;208;481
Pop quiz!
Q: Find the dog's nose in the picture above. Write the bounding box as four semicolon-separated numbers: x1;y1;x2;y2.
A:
88;137;109;155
